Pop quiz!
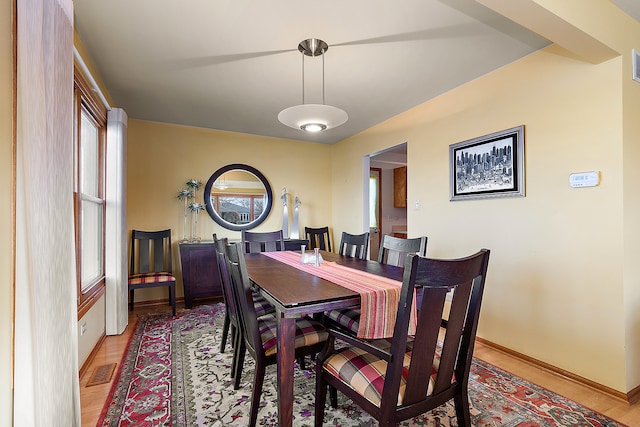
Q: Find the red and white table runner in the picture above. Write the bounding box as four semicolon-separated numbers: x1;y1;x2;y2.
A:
260;251;417;339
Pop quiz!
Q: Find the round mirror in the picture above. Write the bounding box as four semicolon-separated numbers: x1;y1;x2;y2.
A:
204;164;273;231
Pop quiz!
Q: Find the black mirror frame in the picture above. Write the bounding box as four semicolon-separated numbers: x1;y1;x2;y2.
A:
203;163;273;231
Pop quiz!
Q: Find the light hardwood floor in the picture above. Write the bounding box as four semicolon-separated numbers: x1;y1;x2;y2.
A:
80;303;639;426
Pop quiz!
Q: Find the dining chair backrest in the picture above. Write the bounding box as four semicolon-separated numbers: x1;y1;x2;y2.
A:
130;229;173;275
213;234;229;301
241;229;285;253
315;249;491;426
225;242;262;357
213;236;238;327
391;250;490;419
305;226;332;252
338;231;370;260
377;234;427;266
214;234;244;351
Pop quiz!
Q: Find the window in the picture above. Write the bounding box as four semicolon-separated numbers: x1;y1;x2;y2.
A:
210;193;266;225
74;67;107;317
369;171;379;228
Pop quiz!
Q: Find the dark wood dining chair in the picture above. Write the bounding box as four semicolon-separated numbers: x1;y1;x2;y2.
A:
224;241;329;427
240;229;285;253
128;229;176;316
325;234;427;336
337;231;370;260
305;226;332;252
213;236;244;379
315;249;491;427
377;234;428;267
214;234;274;356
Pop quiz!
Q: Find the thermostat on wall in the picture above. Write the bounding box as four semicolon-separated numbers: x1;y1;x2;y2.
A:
569;171;600;188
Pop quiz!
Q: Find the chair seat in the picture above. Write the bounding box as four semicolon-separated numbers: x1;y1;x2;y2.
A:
323;345;443;407
325;307;361;334
258;316;328;357
128;272;176;286
252;292;274;317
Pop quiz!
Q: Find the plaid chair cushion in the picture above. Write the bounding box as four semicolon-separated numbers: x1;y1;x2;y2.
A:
323;345;442;407
325;308;361;334
258;316;328;357
128;272;176;285
252;292;275;318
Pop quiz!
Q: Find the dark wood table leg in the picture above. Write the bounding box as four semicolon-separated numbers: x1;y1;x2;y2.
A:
277;313;295;427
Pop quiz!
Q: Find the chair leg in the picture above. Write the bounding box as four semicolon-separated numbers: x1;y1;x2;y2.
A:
129;289;134;311
230;328;240;379
234;340;246;390
230;324;236;350
314;372;328;427
249;359;266;427
220;312;230;353
453;388;472;427
329;385;338;408
170;284;176;316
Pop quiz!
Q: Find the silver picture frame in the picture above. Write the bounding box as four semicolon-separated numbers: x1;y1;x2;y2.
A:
449;125;525;201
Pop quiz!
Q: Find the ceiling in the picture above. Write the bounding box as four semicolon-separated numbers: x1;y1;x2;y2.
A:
74;1;638;145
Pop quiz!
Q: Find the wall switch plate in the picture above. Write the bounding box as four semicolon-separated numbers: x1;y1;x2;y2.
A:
569;171;600;188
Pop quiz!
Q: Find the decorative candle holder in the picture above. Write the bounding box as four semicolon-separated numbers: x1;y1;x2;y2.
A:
177;188;193;243
185;179;203;243
188;202;204;242
291;196;301;239
281;187;289;238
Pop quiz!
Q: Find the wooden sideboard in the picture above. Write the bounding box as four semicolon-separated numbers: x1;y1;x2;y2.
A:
178;239;308;309
179;242;222;309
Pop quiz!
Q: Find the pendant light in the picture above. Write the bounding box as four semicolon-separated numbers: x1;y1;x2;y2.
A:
213;173;229;190
278;38;348;133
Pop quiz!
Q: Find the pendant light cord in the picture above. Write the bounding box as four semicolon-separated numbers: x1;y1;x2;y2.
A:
300;45;327;105
322;53;325;105
301;53;305;105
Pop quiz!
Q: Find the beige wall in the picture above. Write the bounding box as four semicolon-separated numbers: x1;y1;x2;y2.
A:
622;40;640;396
126;120;332;303
331;43;639;395
0;0;12;424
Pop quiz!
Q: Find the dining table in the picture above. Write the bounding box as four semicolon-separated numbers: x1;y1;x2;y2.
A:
243;250;405;427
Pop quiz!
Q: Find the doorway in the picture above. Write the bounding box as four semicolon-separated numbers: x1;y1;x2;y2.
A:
369;168;382;259
367;143;407;260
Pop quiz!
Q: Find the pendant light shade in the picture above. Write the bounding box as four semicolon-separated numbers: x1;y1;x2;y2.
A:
278;38;348;132
278;104;348;132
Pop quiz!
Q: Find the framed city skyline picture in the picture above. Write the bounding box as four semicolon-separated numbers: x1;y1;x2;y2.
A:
449;125;525;201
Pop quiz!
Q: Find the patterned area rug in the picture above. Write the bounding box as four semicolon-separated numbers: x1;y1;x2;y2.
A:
98;304;626;426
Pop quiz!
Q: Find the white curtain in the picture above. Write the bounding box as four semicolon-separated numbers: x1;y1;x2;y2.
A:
15;0;80;425
105;108;128;335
